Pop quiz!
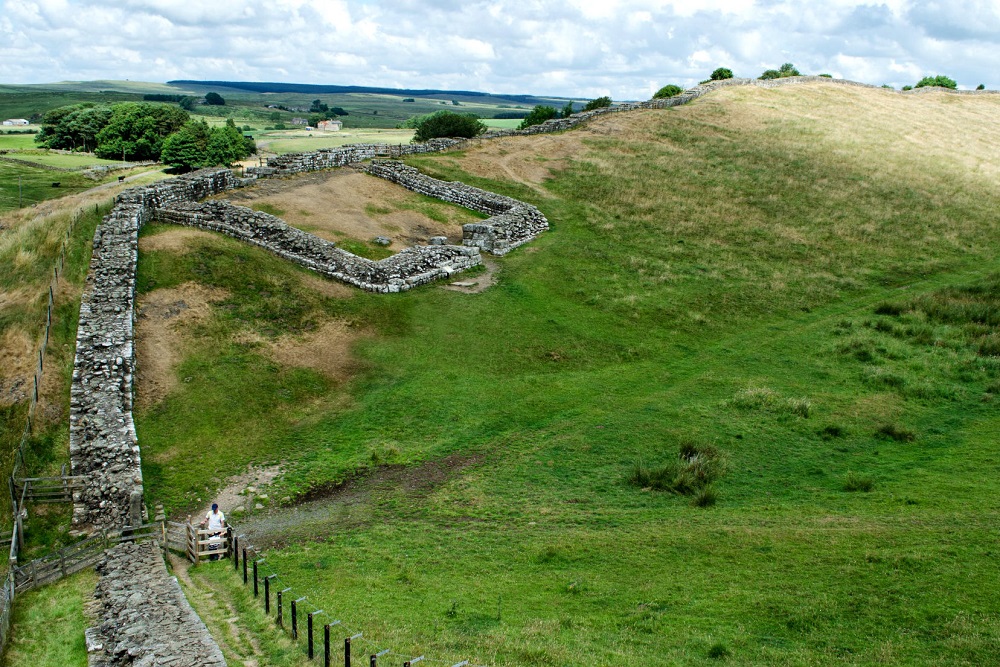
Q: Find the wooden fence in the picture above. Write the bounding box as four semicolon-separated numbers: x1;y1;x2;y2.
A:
224;527;471;667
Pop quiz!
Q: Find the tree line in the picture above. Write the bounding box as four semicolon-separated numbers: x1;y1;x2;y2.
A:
35;102;255;170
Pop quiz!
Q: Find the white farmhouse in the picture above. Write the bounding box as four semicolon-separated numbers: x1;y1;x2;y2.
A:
2;119;30;126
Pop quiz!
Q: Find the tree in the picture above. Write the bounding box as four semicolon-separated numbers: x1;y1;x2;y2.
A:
710;67;734;81
413;111;487;141
160;119;211;170
35;103;113;152
93;103;189;161
179;97;197;111
310;99;328;113
161;118;253;171
561;102;575;118
779;62;801;77
915;75;957;90
977;84;986;90
583;96;612;111
517;105;559;130
761;63;801;80
204;92;225;106
653;85;683;99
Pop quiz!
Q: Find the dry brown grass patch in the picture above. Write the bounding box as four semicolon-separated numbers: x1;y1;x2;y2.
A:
138;227;218;254
135;283;230;407
214;170;479;250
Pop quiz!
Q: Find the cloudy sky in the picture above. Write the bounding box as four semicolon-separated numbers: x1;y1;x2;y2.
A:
1;0;997;99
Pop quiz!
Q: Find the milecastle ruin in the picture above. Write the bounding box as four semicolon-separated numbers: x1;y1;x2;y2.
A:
12;75;995;665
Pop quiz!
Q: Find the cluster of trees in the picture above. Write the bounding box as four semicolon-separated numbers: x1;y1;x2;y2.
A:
760;63;801;80
309;99;348;118
160;118;255;170
35;102;255;168
36;102;189;159
411;111;487;142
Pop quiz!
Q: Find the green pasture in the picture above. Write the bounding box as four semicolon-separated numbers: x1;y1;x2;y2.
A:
126;86;1000;665
1;150;122;169
0;134;38;150
0;570;95;667
483;118;523;129
0;162;97;211
254;128;416;154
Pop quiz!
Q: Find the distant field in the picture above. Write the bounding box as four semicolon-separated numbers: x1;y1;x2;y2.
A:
256;128;415;154
1;80;584;130
1;150;122;169
0;133;38;150
483;118;522;129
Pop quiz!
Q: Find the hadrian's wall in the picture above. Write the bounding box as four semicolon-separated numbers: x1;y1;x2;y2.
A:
69;170;242;531
365;160;548;255
86;541;227;666
70;159;543;529
153;200;480;292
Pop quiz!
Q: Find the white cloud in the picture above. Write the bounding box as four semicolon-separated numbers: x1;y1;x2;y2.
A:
0;0;996;98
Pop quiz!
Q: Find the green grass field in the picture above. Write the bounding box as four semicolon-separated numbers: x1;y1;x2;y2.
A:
0;570;95;667
1;80;578;131
0;134;39;150
0;151;122;169
483;119;523;129
123;84;1000;665
254;128;416;154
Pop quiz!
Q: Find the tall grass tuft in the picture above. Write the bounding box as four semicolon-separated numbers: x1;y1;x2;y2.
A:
875;423;916;442
629;441;725;505
843;472;876;492
728;386;811;418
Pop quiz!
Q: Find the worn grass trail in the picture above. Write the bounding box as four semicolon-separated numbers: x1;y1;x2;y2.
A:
131;85;1000;665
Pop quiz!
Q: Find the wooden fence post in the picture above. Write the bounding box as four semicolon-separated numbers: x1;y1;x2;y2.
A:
277;588;291;627
242;547;248;584
253;560;259;597
265;574;276;614
233;535;239;571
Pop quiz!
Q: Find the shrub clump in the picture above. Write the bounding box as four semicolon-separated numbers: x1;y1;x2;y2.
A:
843;472;875;492
413;111;487;141
653;85;683;99
915;75;957;90
517;105;559;130
628;441;726;504
583;96;613;111
875;423;916;442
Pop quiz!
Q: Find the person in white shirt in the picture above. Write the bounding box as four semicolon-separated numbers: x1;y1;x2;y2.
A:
201;503;226;560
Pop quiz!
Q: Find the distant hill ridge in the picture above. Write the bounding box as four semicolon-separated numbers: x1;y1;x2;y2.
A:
168;80;549;103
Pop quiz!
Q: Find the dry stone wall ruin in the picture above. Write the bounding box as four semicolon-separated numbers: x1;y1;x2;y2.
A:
85;541;227;667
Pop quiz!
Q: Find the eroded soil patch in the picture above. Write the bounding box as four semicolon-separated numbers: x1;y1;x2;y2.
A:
237;452;485;548
135;283;230;407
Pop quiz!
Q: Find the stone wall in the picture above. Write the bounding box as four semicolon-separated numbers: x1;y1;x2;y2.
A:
366;160;548;255
86;542;226;667
70;170;241;531
154;200;481;292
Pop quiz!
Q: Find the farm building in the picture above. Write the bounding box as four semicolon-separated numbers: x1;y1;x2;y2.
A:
3;119;29;126
317;119;343;131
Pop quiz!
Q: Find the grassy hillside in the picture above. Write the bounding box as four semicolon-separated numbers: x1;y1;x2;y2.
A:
0;80;577;130
129;83;1000;665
